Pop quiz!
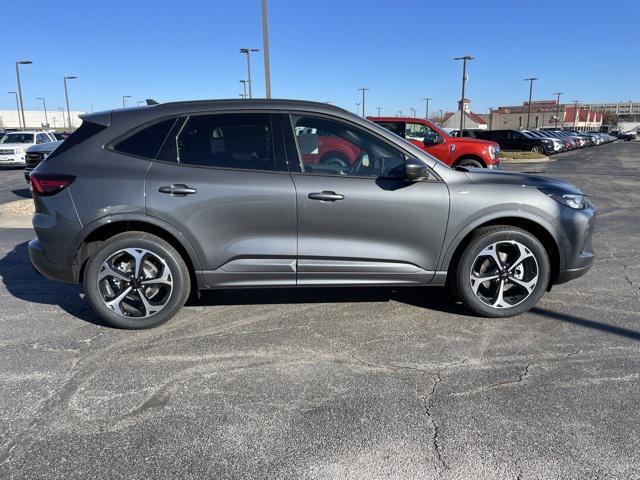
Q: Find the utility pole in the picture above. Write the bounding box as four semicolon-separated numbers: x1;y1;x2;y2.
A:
15;60;32;129
261;0;271;98
355;102;361;115
376;107;382;116
422;97;431;119
553;92;563;129
410;107;417;117
36;97;48;127
524;77;538;130
239;48;259;98
358;87;369;117
63;76;76;131
454;56;474;134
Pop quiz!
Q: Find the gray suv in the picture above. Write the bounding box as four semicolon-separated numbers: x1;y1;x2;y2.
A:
28;100;595;329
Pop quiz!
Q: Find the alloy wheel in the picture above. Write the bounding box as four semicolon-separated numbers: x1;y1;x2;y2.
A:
469;241;539;309
97;248;173;318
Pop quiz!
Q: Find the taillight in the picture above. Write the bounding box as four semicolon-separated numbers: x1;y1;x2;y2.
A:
29;172;76;196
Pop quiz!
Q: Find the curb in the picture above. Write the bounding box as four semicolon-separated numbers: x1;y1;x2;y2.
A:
500;156;554;164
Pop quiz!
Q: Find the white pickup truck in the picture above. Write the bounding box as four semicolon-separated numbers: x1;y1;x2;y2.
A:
0;131;56;166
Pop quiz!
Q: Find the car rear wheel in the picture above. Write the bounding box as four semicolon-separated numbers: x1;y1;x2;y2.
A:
531;145;544;154
84;232;190;329
453;226;550;318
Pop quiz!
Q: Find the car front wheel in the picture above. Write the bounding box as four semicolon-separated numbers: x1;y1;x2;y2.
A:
531;145;544;154
84;232;191;329
453;226;550;318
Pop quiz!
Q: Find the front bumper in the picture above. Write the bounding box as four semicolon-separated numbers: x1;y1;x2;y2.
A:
0;154;26;167
554;201;596;285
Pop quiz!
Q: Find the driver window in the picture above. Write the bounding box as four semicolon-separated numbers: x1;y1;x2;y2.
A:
291;115;406;177
405;123;438;143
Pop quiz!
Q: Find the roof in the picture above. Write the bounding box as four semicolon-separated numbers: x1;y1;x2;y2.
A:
442;111;486;125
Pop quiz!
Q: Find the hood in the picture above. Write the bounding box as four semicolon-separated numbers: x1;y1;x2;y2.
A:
0;143;31;150
460;167;582;194
451;136;499;148
26;141;63;154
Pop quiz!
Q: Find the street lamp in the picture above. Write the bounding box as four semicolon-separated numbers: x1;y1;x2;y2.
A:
63;76;77;131
15;60;32;129
553;92;564;129
376;107;382;116
239;48;259;98
8;92;20;127
261;0;271;98
240;80;248;99
58;107;65;130
454;56;474;133
410;107;417;118
422;97;431;119
572;100;580;129
524;77;538;130
355;102;361;115
36;97;48;127
122;95;131;108
358;87;369;117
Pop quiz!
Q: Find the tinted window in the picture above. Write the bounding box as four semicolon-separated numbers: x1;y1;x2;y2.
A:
46;121;107;161
115;117;177;159
405;122;439;142
36;133;49;144
171;114;275;171
291;115;406;177
375;121;405;138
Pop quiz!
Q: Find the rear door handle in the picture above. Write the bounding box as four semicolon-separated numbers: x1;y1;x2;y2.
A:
158;184;197;196
308;191;344;202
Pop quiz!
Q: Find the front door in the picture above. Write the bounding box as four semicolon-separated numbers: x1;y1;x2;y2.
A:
145;112;297;287
283;113;449;285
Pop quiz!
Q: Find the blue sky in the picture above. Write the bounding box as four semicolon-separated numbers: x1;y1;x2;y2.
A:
3;0;638;116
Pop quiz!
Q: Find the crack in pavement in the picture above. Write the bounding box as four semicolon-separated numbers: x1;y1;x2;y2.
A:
422;373;446;472
451;363;533;397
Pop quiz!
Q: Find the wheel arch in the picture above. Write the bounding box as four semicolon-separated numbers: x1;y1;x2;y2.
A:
441;214;564;289
453;154;486;167
69;214;203;290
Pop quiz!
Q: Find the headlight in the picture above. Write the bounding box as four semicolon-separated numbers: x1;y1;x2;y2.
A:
488;146;499;160
540;189;587;209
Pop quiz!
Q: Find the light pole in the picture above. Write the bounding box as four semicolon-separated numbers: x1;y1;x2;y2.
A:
239;48;259;98
439;109;444;123
410;107;417;118
8;92;20;127
553;92;563;129
240;80;248;99
91;103;95;112
422;97;431;119
524;77;538;130
122;95;131;108
58;107;65;130
454;56;474;134
358;87;369;117
36;97;48;127
261;0;271;98
355;102;361;115
15;60;32;129
572;100;580;129
376;107;382;116
63;76;76;131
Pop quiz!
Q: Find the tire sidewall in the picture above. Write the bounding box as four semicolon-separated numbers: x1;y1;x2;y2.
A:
457;158;484;168
456;229;550;317
84;235;189;329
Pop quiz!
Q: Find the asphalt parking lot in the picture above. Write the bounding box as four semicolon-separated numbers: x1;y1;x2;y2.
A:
0;142;639;479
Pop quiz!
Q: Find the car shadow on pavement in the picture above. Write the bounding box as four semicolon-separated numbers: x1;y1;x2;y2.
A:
531;307;640;342
0;240;109;327
11;188;31;199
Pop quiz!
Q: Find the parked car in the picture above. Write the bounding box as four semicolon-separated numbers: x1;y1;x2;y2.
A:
24;140;63;181
474;129;555;155
617;131;636;141
522;130;564;153
368;117;501;168
0;131;55;167
29;99;595;328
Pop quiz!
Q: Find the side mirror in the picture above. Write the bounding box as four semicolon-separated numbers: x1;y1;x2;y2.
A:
424;135;445;146
390;158;429;182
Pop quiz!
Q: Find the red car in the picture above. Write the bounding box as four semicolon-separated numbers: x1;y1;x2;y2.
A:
368;117;501;168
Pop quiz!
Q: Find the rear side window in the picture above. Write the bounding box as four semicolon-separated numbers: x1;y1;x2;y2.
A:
46;121;107;161
114;117;177;159
166;113;275;171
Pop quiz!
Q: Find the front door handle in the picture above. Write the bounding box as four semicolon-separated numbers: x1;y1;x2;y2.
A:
308;191;344;202
158;184;197;196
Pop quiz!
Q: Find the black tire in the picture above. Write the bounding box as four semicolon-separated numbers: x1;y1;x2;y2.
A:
531;145;544;154
320;152;349;168
453;226;550;318
84;232;191;329
456;157;484;168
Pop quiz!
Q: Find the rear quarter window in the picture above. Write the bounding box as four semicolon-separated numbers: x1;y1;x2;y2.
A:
113;117;177;159
45;121;107;161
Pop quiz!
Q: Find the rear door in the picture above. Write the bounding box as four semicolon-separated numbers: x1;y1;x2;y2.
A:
144;112;297;287
282;113;449;286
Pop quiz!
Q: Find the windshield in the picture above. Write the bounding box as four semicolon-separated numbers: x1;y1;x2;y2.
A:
0;133;34;144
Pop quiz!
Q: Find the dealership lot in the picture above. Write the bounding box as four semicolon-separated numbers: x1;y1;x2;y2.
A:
0;142;639;479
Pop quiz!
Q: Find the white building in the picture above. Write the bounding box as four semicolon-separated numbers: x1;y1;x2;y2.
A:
0;109;84;131
441;99;488;130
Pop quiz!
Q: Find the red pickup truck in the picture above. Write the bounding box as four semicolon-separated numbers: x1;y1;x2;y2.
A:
368;117;501;168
